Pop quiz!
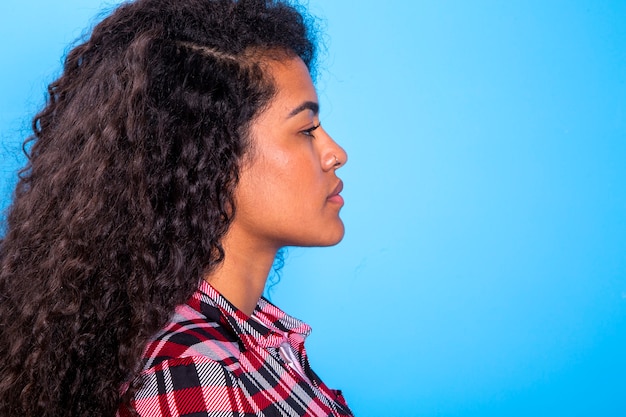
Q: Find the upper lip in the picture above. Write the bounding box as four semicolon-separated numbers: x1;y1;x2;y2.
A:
329;179;343;197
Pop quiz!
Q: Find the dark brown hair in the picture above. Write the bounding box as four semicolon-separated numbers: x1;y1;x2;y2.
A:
0;0;316;415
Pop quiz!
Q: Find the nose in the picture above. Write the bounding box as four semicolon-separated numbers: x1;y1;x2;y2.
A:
321;129;348;171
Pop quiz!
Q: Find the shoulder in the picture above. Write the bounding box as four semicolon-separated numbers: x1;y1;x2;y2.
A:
131;302;251;416
132;356;251;417
143;302;243;370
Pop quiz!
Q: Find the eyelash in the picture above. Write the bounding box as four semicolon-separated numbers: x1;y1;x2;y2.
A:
301;122;321;138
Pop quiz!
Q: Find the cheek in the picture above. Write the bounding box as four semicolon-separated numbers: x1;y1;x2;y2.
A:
260;147;316;193
237;141;323;216
236;155;290;213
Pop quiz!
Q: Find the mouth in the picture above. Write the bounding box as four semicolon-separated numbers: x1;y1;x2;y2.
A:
327;180;344;205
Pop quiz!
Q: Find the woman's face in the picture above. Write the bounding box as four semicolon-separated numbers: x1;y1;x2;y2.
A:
231;56;347;250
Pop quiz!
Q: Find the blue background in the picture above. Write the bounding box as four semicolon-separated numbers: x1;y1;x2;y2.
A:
1;1;625;416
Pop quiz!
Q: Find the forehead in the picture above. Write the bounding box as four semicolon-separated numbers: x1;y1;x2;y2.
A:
263;57;318;116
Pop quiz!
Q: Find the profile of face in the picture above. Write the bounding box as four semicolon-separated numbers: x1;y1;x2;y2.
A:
231;56;348;251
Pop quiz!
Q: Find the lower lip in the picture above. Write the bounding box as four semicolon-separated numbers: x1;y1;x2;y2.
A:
327;194;344;205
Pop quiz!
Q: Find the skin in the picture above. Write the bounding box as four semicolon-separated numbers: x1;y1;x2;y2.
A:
206;56;348;316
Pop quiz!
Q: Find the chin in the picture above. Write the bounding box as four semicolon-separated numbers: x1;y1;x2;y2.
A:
285;219;345;248
327;227;346;246
312;223;345;247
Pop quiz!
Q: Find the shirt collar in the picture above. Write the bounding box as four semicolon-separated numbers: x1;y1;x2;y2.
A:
193;280;311;351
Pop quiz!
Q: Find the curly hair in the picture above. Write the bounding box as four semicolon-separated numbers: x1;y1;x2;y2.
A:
0;0;316;415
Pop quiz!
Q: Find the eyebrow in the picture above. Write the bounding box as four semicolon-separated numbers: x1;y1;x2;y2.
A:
287;101;319;118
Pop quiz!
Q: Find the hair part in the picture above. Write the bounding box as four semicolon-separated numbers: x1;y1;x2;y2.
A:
0;1;317;416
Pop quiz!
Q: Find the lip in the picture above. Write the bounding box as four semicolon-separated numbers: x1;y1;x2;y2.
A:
327;179;344;205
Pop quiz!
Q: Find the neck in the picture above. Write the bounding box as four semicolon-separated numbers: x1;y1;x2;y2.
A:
204;225;279;316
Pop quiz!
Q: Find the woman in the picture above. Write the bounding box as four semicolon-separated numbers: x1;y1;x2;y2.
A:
0;0;352;416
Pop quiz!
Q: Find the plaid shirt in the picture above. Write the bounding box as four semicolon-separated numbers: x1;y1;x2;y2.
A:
118;280;353;417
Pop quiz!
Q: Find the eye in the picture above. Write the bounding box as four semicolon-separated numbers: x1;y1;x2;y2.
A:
301;122;321;138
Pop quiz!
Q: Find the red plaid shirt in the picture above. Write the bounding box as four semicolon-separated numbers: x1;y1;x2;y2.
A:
118;280;353;416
